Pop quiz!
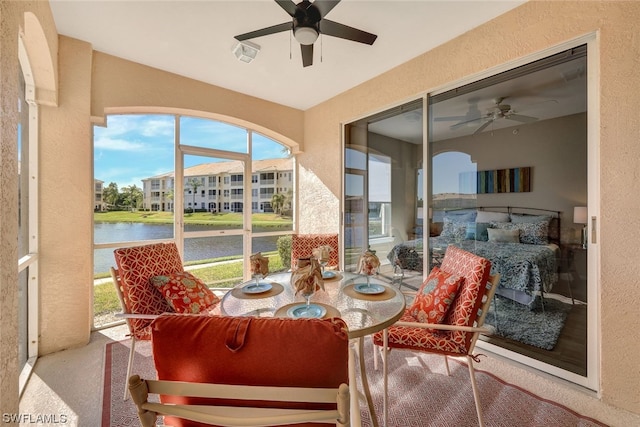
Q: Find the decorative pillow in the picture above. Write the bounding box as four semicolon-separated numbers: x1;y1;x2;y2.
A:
510;213;552;224
409;267;464;324
440;217;468;240
476;210;510;223
444;210;477;223
491;221;549;245
487;228;520;243
465;222;490;241
151;271;220;314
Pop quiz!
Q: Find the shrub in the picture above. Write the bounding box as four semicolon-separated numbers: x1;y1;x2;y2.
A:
276;235;292;268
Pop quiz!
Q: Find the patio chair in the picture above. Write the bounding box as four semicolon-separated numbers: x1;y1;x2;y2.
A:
111;242;220;399
372;245;499;427
129;314;353;427
291;234;339;270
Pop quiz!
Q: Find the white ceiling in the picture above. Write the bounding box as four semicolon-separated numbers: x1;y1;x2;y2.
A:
49;0;527;111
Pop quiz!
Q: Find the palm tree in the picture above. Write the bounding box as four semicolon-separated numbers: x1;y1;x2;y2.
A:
103;182;119;209
271;193;285;214
164;188;174;212
188;178;202;212
121;185;143;211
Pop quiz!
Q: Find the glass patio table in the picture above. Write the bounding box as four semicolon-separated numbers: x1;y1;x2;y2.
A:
220;271;406;427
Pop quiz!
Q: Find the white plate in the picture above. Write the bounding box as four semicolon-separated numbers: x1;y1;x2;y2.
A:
286;304;327;319
322;271;337;279
242;282;273;294
353;283;386;295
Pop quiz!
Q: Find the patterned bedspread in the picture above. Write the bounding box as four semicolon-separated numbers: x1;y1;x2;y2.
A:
387;238;559;309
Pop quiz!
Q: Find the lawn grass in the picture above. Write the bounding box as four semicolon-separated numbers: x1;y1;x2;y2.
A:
94;210;292;228
94;251;287;325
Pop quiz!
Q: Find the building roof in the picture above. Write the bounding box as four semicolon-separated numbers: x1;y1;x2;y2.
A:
144;157;293;180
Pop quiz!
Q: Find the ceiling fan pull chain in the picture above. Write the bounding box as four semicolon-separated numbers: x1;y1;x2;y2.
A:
321;33;323;63
289;30;292;60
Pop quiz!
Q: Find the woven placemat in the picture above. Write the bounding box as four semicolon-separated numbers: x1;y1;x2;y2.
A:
274;302;341;320
343;283;396;301
231;282;285;300
322;271;343;281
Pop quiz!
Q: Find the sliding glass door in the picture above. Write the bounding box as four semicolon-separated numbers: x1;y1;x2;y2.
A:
427;43;592;387
343;100;424;277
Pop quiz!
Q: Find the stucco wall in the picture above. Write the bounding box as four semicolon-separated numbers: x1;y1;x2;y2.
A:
304;0;640;414
1;0;58;417
90;52;305;151
38;36;94;355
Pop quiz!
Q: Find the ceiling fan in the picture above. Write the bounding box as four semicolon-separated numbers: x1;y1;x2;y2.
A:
234;0;378;67
446;97;540;135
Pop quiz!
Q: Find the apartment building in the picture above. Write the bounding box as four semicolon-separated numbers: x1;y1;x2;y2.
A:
94;179;105;211
142;158;293;213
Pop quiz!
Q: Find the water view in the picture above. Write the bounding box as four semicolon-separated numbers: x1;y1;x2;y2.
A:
94;222;281;275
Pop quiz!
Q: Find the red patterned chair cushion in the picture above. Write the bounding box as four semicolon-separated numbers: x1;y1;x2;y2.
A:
372;310;469;356
114;242;184;340
151;315;349;427
291;234;339;270
373;245;491;356
439;245;492;350
151;271;220;314
409;267;463;324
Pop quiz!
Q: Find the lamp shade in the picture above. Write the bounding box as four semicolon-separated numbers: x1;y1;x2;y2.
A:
573;206;588;224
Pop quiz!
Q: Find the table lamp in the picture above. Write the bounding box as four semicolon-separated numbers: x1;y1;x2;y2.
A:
573;206;588;249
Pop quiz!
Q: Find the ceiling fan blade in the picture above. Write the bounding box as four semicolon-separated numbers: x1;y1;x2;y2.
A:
320;19;377;45
275;0;298;16
450;116;485;130
473;120;493;135
301;43;313;67
235;22;292;41
506;114;538;123
434;115;473;122
314;0;341;18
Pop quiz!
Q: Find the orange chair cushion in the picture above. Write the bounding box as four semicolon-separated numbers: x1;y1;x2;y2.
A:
409;267;463;324
374;246;491;356
372;310;469;357
151;314;349;427
114;243;184;340
291;234;339;270
151;271;220;314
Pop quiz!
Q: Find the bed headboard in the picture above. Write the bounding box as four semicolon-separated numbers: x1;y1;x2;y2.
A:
439;206;562;245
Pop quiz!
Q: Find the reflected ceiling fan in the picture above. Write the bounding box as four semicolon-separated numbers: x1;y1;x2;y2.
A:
447;97;540;135
234;0;377;67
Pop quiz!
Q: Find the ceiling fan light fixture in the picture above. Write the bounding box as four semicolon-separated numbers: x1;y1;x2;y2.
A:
232;40;260;63
294;27;319;45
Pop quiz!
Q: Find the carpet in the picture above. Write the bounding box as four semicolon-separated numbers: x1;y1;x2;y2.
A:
484;295;573;350
102;338;606;427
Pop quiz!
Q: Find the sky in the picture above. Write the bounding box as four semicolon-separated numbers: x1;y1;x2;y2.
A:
93;114;287;189
94;113;475;195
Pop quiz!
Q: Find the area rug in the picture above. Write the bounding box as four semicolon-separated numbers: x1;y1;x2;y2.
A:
102;338;606;427
484;295;572;350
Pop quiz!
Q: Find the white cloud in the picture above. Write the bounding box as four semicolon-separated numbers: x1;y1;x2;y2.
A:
94;137;146;151
140;118;175;137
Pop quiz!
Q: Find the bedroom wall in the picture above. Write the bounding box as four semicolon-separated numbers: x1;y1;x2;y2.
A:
432;112;587;243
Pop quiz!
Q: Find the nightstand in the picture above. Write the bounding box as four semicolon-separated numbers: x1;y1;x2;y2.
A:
559;244;587;304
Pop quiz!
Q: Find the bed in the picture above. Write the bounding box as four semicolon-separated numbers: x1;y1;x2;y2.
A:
387;207;561;309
